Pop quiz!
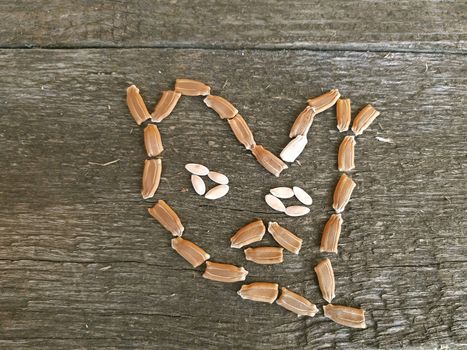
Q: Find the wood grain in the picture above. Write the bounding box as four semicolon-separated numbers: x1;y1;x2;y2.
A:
0;49;465;348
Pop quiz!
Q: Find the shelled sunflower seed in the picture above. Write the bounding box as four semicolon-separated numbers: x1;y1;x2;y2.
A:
332;173;357;213
251;145;288;177
276;287;318;317
336;98;351;132
171;237;210;267
307;89;341;114
203;261;248;283
227;114;256;150
143;124;164;157
268;222;302;254
338;136;356;172
148;200;184;236
203;95;238;119
289;106;315;138
141;158;162;199
351;104;380;136
127;85;151;125
174;79;211;96
207;171;229;185
230;219;266;249
191;175;206;195
314;258;336;303
237;282;279;304
151;90;181;123
205;184;229;200
323;304;366;329
285;205;310;217
185;163;210;176
265;194;286;212
320;214;343;253
270;187;295;199
244;247;284;265
280;135;308;163
293;186;313;206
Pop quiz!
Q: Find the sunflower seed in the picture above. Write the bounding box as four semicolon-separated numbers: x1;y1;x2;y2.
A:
205;184;229;200
174;78;210;96
244;247;284;265
251;145;288;177
143;124;164;157
230;219;266;249
336;98;351;132
185;163;210;176
203;261;248;283
289;106;315;138
314;258;335;303
320;214;343;253
171;237;210;267
276;287;318;317
267;222;302;254
237;282;279;304
292;186;313;206
280;135;308;163
351;104;380;136
203;95;238;119
151;90;181;123
307;89;341;114
333;174;356;213
265;194;286;212
148;200;184;236
285;205;310;217
207;171;229;185
126;85;151;125
323;304;366;329
270;187;294;199
191;175;206;195
227;114;256;150
338;136;356;172
141;158;162;199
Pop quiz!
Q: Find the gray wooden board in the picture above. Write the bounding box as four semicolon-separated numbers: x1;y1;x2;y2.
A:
1;0;466;53
0;49;466;349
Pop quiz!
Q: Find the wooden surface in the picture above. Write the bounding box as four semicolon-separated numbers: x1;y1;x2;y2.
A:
0;1;466;349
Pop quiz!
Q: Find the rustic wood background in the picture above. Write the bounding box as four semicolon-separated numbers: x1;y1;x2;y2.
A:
0;1;466;349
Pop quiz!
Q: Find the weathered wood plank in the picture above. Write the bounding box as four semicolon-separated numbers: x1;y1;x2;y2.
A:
0;49;465;349
1;0;466;52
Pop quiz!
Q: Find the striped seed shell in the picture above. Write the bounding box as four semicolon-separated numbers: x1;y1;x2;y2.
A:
174;78;210;96
265;194;286;212
323;304;366;329
320;214;343;253
191;175;206;195
332;173;356;213
289;106;315;138
251;145;288;177
351;104;380;136
307;89;341;114
285;205;310;217
126;85;151;125
237;282;279;304
227;114;256;150
314;258;336;303
203;261;248;283
185;163;210;176
143;124;164;157
280;135;308;163
267;222;302;254
141;158;162;199
148;200;184;236
276;287;318;317
171;237;210;267
336;98;351;132
205;184;229;200
270;187;294;199
338;136;356;172
151;90;181;123
230;219;266;249
203;95;238;119
292;186;313;206
207;171;229;185
244;247;284;265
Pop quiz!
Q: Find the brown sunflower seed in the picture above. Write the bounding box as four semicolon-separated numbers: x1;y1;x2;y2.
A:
333;174;356;213
307;89;341;114
171;236;210;267
237;282;279;304
230;219;266;249
151;90;181;123
336;98;351;132
276;287;318;317
270;187;294;199
289;106;316;138
285;205;310;217
227;114;256;150
265;194;286;212
191;175;206;195
185;163;210;176
280;135;308;163
204;184;229;200
203;95;238;119
207;171;229;185
338;136;356;172
267;222;302;254
323;304;366;329
351;104;380;136
174;79;210;96
244;247;284;265
203;261;248;283
126;85;151;125
251;145;288;177
141;158;162;199
314;258;336;303
320;214;343;253
293;186;313;206
148;200;184;236
143;124;164;157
